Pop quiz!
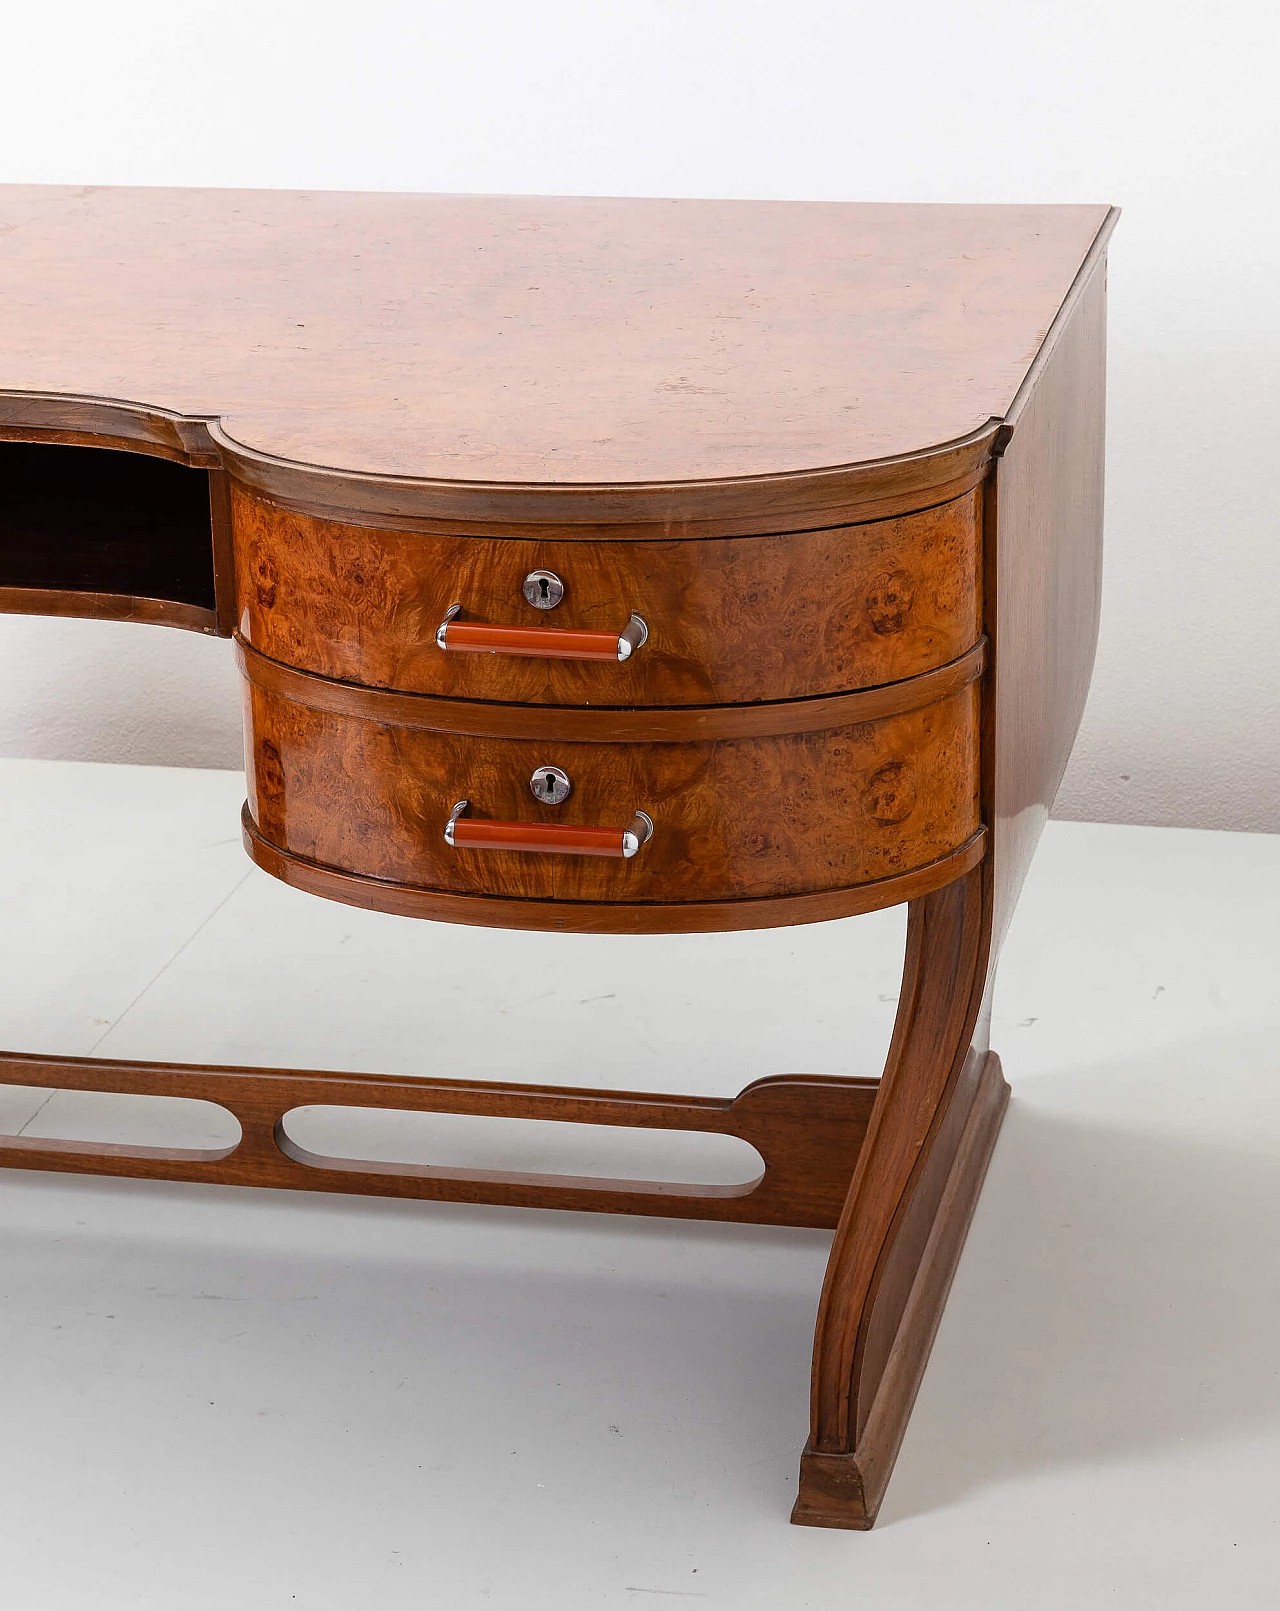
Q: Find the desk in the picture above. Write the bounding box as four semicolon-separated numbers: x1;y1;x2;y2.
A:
0;188;1116;1527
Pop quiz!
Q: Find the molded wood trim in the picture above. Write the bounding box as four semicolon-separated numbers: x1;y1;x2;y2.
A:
236;636;988;743
241;808;987;934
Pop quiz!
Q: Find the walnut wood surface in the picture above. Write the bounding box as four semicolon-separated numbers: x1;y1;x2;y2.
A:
209;467;238;636
791;216;1114;1528
805;864;989;1451
0;1051;876;1230
0;189;1117;1532
240;676;980;908
0;587;216;633
236;635;986;743
0;189;1109;513
0;401;993;540
233;484;982;704
243;810;985;935
988;248;1109;955
794;863;992;1527
794;1047;1009;1527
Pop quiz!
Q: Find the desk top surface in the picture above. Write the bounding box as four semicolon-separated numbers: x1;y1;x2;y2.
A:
0;187;1110;488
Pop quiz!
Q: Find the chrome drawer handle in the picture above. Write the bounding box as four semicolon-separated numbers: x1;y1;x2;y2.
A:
444;800;654;859
435;605;648;663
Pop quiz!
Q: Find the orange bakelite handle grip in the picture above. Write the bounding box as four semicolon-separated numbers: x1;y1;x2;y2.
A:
436;607;648;663
444;803;653;859
451;819;629;857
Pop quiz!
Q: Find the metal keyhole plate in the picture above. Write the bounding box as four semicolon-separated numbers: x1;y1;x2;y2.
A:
530;765;571;804
523;570;564;609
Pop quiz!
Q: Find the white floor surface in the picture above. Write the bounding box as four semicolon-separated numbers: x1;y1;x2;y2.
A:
2;757;1278;1608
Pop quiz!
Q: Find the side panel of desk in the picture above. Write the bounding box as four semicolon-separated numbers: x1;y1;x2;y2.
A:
989;251;1109;955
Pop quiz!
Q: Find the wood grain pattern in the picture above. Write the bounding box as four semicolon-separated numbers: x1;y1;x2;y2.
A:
0;401;993;540
0;1050;877;1230
0;189;1117;1532
791;211;1116;1529
0;189;1109;507
793;1047;1009;1527
209;467;238;636
240;677;981;908
806;866;988;1442
793;864;991;1528
0;401;221;467
988;248;1110;955
233;484;982;705
0;587;216;633
235;635;987;743
236;444;994;543
244;809;986;935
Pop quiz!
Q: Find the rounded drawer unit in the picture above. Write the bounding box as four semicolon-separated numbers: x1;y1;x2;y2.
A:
238;660;983;932
232;484;982;707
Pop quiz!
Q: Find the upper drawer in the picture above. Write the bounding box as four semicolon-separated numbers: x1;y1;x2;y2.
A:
232;484;981;706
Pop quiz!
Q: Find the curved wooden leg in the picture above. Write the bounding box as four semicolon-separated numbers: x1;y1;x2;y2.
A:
792;862;1009;1528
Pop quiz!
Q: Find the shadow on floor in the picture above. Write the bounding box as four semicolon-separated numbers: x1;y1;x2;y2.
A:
5;1029;1279;1533
887;1035;1280;1522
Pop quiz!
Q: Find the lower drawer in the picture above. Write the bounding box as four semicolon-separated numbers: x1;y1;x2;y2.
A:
240;672;982;930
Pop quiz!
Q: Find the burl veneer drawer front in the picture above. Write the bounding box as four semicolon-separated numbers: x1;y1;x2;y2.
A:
239;673;981;923
233;484;981;706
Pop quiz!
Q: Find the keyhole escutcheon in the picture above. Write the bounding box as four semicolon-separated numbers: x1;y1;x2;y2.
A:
522;570;565;609
530;765;571;805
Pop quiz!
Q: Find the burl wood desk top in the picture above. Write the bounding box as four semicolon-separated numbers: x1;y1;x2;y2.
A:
2;188;1105;483
0;188;1116;1529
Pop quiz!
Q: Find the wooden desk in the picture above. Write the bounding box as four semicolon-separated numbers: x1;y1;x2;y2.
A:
0;187;1116;1528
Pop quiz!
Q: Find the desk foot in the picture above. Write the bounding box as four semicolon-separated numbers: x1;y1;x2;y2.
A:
794;865;1008;1528
793;1050;1008;1526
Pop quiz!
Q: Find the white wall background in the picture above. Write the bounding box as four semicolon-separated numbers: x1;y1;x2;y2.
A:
1;1;1277;830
